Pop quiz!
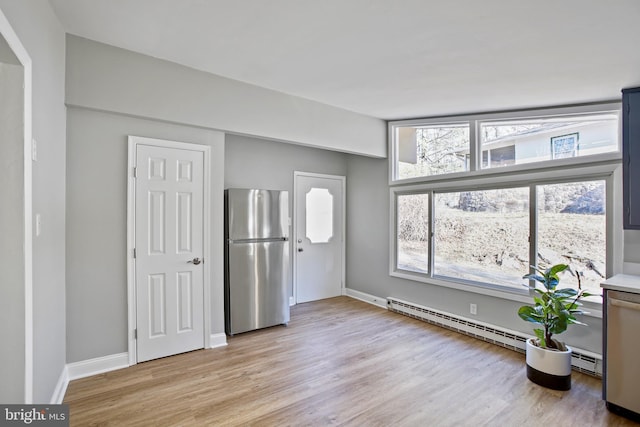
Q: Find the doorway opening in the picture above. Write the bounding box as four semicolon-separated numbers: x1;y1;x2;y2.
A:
0;8;33;403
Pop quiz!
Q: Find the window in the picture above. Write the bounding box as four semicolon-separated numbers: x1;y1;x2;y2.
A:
397;193;429;273
391;107;620;182
433;187;529;289
389;103;621;299
394;124;470;180
393;177;611;296
482;145;515;168
537;180;606;295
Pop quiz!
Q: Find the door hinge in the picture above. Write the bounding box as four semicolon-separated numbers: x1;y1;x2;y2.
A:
134;329;137;340
133;248;136;258
133;166;137;178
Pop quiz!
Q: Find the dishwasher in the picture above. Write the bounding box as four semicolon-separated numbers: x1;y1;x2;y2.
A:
603;289;640;420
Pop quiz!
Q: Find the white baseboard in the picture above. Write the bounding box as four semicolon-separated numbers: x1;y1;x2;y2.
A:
67;352;129;381
50;366;69;404
289;296;295;306
209;333;228;349
345;288;387;309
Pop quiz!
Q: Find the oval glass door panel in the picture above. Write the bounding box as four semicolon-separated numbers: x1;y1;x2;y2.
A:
305;188;333;243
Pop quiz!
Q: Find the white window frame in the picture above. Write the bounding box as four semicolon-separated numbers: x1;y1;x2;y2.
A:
388;102;624;315
388;102;622;186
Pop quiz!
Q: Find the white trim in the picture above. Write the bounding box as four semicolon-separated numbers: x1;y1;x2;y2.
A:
209;333;228;349
345;288;387;309
0;6;34;404
389;161;619;315
127;136;212;365
50;366;69;404
66;353;129;381
293;171;346;304
126;141;137;366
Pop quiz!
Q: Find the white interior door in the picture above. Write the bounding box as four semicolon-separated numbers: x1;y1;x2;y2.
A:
295;172;345;303
135;143;205;362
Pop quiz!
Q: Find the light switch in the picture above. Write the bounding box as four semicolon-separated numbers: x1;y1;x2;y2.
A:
35;214;42;236
31;138;38;162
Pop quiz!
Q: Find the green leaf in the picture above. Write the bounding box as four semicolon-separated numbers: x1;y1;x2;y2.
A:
534;329;546;347
523;274;546;284
548;264;569;277
550;316;568;335
518;306;544;324
533;297;545;306
554;288;579;298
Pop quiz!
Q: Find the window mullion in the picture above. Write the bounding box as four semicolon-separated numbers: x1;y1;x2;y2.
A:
528;183;538;292
469;119;479;172
428;190;434;277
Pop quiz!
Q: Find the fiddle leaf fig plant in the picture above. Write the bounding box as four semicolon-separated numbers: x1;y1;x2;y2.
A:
518;264;591;351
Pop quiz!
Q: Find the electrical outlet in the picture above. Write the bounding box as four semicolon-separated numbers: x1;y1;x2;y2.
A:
470;303;477;315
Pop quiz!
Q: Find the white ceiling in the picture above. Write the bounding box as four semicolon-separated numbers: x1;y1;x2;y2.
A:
49;0;640;120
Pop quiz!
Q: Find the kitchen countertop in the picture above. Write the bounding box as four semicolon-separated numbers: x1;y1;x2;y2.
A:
601;274;640;294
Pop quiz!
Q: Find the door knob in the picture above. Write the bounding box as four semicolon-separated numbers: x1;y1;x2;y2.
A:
188;257;202;265
298;248;303;252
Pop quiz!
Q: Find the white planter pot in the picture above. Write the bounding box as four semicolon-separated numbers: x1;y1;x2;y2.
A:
525;338;572;390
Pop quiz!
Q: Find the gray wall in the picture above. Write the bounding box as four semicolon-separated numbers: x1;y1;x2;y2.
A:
0;31;19;64
65;35;386;158
225;134;348;189
225;133;349;298
66;107;225;363
0;1;67;403
624;230;640;263
345;154;604;354
0;60;24;403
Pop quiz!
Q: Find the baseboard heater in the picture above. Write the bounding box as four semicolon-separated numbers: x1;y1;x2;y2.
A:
387;297;602;377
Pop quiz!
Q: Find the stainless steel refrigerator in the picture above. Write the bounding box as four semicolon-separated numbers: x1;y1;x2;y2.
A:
224;188;290;335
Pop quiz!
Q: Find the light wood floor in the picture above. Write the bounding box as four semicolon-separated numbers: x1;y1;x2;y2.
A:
64;297;637;426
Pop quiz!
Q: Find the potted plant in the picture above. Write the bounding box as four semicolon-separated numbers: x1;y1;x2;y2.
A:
517;263;591;390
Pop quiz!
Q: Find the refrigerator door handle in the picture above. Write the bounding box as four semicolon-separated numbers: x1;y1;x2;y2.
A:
229;237;288;244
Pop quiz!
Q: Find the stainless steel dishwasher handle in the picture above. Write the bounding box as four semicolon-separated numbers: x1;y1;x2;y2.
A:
610;298;640;311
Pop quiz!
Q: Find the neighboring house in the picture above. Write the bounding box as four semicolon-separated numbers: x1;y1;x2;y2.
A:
479;120;618;168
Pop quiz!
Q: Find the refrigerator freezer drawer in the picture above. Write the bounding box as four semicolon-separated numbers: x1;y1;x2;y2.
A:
225;240;290;335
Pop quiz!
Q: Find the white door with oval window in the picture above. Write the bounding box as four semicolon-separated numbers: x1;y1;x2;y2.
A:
294;172;345;303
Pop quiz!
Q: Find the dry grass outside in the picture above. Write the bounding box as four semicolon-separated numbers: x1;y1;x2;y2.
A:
398;207;606;294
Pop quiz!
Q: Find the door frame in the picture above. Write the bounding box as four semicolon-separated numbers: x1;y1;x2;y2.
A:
0;7;34;403
292;171;346;305
127;136;211;365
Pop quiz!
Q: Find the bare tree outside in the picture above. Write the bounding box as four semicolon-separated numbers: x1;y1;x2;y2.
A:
398;126;469;179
